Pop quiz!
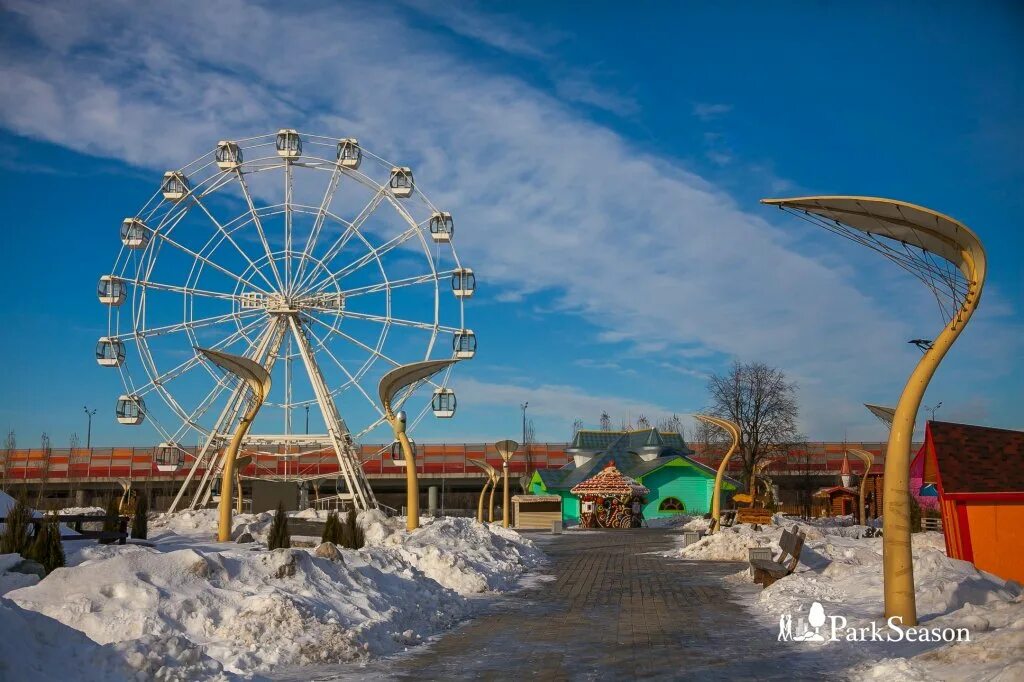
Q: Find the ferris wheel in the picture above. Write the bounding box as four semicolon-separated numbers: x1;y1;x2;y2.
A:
96;130;477;511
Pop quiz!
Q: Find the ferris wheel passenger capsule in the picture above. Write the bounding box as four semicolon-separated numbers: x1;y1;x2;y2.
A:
336;138;362;169
276;129;302;158
116;394;146;425
389;439;415;464
429;212;454;243
453;329;476;359
215;141;242;171
95;337;125;367
389;166;414;198
120;218;150;249
97;275;126;306
432;388;457;418
451;268;475;298
155;442;184;471
161;171;190;202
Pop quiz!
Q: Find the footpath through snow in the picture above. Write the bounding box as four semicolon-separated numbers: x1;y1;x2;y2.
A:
1;494;543;680
668;513;1024;681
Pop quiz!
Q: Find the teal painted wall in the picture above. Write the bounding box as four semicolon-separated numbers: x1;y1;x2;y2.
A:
641;463;713;517
560;491;579;523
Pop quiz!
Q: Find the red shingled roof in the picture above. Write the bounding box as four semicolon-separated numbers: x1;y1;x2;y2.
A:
570;463;650;496
930;421;1024;494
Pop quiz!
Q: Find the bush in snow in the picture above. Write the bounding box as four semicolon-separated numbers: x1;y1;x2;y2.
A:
268;502;290;549
131;495;148;540
0;492;33;555
909;492;922;533
25;512;64;574
321;511;340;545
341;510;364;549
102;496;121;541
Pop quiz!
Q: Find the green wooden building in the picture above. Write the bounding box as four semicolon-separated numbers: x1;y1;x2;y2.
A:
529;428;738;524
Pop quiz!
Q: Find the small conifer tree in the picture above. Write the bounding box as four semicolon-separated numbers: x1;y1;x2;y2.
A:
102;496;120;534
321;511;338;544
909;493;923;534
268;502;290;550
26;513;64;574
341;510;364;549
0;493;33;555
131;494;149;540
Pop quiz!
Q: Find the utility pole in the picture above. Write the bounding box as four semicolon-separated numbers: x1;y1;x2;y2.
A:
83;406;97;449
924;402;942;422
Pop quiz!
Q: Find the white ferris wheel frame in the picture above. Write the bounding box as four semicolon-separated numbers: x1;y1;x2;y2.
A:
101;131;473;511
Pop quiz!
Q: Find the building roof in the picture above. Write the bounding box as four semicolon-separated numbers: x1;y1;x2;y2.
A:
813;485;858;497
570;463;649;496
568;428;693;454
930;421;1024;494
538;428;737;492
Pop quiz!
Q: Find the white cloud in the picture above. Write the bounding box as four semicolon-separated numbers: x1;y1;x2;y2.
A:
692;102;733;120
0;0;1017;439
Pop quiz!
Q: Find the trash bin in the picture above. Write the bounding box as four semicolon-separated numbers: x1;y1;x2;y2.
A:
551;520;563;534
682;531;702;547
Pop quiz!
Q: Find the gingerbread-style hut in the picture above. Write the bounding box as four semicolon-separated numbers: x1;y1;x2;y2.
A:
571;462;649;528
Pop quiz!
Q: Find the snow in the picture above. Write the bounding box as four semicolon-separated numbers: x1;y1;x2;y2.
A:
3;505;544;677
669;514;1024;679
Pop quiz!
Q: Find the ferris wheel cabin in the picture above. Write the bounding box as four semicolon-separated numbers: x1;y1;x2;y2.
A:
276;129;301;158
337;138;362;169
389;439;415;464
429;212;454;243
389;166;414;198
215;141;242;171
97;275;126;306
120;218;150;249
155;442;185;471
95;337;125;367
116;394;146;425
161;171;189;203
432;388;457;418
453;329;476;359
451;268;475;298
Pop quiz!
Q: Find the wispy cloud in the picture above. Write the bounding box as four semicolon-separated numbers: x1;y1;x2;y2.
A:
692;102;733;121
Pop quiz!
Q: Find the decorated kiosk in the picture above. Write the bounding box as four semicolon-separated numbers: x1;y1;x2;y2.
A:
571;463;649;529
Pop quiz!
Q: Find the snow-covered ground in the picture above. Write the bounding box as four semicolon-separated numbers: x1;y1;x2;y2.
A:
1;495;544;680
669;514;1024;680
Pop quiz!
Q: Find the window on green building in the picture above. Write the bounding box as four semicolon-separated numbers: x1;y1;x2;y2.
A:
659;497;685;512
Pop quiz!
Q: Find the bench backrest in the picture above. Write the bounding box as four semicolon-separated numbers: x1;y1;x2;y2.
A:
779;526;805;572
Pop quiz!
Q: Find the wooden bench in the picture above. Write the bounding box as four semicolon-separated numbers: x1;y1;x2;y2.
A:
0;514;129;545
749;525;805;587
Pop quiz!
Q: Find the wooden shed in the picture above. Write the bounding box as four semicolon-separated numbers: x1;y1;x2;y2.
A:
570;463;650;529
512;495;562;530
924;421;1024;583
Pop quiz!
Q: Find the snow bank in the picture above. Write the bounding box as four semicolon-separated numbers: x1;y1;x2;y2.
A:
6;510;543;676
671;514;1024;679
362;512;545;593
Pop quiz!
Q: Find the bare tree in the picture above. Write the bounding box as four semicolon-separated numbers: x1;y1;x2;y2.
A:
635;414;651;430
599;412;612;431
36;433;51;507
657;414;684;436
706;360;800;492
69;432;80;449
571;418;584;440
1;430;13;492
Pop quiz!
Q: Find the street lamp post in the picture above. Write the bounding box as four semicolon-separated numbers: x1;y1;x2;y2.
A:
195;347;272;543
495;439;519;528
83;406;97;449
378;359;460;531
694;414;740;535
846;448;875;526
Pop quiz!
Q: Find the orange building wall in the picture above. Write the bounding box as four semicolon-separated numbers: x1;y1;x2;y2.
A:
964;502;1024;583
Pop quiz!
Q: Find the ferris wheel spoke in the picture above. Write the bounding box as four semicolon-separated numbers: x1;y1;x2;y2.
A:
120;309;263;343
293;163;343;291
302;321;386;419
303;222;422;296
294;188;386;293
132;278;245;303
235;170;286;292
302;311;398;368
190;194;278;292
167;369;232;442
147;227;271;295
342;270;454;299
341;310;457;334
133;315;267;397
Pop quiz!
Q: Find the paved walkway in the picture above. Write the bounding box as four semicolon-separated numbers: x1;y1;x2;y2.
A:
281;529;836;681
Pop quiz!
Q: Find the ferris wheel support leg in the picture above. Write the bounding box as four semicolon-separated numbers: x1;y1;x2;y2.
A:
286;315;377;510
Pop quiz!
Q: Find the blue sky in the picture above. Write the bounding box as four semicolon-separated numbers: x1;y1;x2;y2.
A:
0;1;1021;448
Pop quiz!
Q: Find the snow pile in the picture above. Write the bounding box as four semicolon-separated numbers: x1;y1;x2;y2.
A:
57;506;107;516
5;510;543;676
149;507;276;543
0;600;137;682
1;552;41;594
361;512;545;593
